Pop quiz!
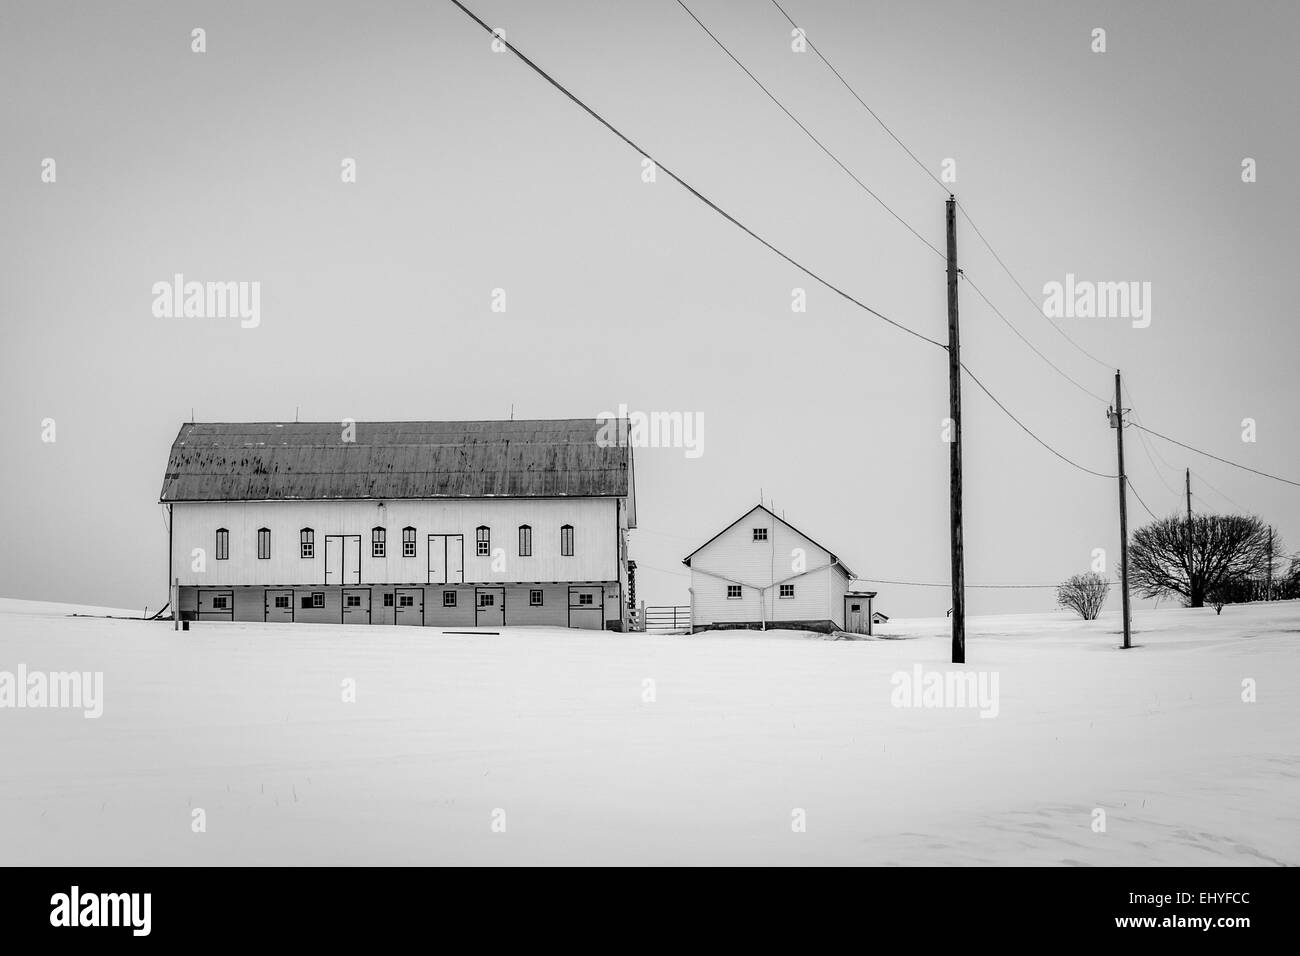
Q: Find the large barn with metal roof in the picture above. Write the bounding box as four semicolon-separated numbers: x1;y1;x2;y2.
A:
160;419;636;629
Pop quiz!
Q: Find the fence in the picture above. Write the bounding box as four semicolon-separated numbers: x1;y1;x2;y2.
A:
642;605;691;631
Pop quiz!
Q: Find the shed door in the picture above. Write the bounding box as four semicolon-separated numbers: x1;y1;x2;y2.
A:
844;599;869;634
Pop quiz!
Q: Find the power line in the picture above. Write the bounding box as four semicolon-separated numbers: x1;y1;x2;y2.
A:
685;0;1116;425
955;202;1116;374
754;1;1116;407
1126;477;1159;521
766;0;949;195
1127;411;1181;499
855;577;1117;590
447;0;946;351
673;0;945;260
960;272;1109;405
454;0;1115;487
765;0;1281;505
1190;469;1248;512
960;362;1117;479
1130;423;1300;489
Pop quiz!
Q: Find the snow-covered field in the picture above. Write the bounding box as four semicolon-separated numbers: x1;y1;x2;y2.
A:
0;599;1296;865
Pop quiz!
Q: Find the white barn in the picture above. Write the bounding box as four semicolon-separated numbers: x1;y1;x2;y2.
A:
161;420;636;629
682;504;875;634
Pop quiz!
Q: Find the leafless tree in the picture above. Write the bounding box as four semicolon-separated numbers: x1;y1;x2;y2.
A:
1129;514;1275;608
1057;572;1110;620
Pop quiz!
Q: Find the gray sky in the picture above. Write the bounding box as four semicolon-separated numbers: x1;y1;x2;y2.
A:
2;0;1297;617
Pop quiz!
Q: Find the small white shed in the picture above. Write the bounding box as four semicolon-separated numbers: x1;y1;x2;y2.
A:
682;504;874;634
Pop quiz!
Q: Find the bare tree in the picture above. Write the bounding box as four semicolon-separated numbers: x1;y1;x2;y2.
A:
1129;514;1275;608
1057;572;1110;620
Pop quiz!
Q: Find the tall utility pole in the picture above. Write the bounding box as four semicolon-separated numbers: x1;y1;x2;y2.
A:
1111;371;1132;649
1185;468;1194;595
946;196;965;664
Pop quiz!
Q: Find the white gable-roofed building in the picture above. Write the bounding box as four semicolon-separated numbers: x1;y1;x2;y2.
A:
161;419;636;629
682;504;875;635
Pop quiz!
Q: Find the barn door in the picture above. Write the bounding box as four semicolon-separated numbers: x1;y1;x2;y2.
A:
325;536;343;585
428;535;446;584
446;535;464;583
428;534;464;585
475;587;504;627
326;535;362;585
342;588;371;623
568;586;604;630
395;588;424;626
265;589;294;622
345;535;361;584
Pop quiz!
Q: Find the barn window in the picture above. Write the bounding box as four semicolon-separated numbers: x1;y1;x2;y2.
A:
726;585;742;599
518;524;532;557
383;593;394;607
402;527;416;557
577;593;594;606
215;528;229;561
752;528;767;541
346;594;362;608
211;595;229;610
530;589;543;606
257;528;271;560
399;594;415;608
274;595;291;609
300;528;314;559
851;603;861;612
372;527;386;558
779;584;795;599
311;592;325;608
478;592;495;608
443;591;457;608
560;524;574;556
476;526;490;556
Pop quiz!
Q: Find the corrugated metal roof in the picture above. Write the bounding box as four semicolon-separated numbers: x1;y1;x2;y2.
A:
160;420;630;502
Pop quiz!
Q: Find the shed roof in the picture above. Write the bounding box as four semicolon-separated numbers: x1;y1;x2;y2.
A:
159;420;630;502
681;503;858;579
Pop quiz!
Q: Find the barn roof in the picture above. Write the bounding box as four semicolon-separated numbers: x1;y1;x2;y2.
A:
159;420;630;502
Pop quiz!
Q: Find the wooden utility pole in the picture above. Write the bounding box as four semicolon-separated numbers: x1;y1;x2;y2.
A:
1185;467;1194;597
1112;371;1132;649
946;196;965;664
1267;527;1274;600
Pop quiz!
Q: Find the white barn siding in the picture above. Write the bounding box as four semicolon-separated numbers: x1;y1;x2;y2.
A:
172;498;619;588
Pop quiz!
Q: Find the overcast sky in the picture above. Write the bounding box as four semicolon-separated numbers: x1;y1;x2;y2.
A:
2;0;1297;617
